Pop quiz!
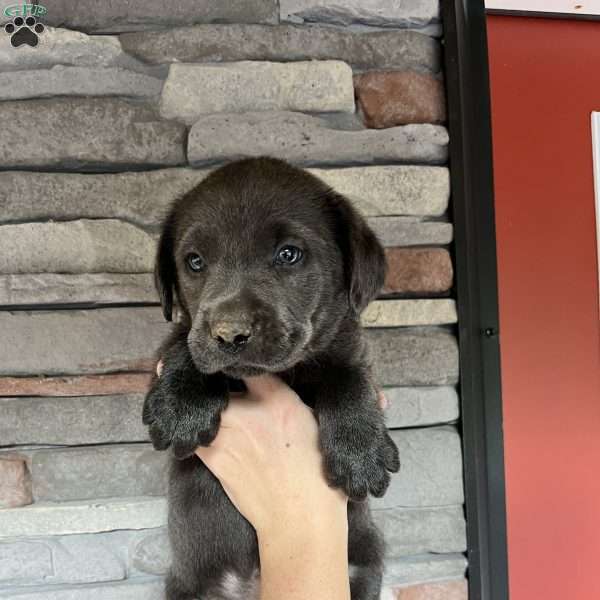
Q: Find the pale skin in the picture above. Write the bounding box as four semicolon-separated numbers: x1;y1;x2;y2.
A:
156;361;388;600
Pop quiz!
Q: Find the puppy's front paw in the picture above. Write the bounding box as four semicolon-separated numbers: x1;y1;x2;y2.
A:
143;382;226;459
321;424;400;501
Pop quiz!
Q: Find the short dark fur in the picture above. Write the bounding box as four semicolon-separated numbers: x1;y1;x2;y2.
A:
143;157;400;600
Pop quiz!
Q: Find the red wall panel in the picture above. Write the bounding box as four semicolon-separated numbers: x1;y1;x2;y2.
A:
487;15;600;600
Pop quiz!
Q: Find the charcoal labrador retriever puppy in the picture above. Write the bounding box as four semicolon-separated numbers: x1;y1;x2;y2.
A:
143;156;400;600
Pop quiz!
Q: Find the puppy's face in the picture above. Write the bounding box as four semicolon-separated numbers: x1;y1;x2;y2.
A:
155;158;385;378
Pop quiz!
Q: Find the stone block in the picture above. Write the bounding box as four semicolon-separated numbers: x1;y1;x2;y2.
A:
393;579;468;600
160;61;354;125
0;577;165;599
383;554;467;588
0;497;166;537
0;27;131;72
0;373;152;397
311;166;449;217
44;0;278;32
188;111;448;167
120;25;441;72
355;71;446;128
367;328;459;386
0;307;169;376
0;528;167;585
0;166;449;231
382;386;460;428
0;66;163;101
0;98;186;170
31;445;167;502
280;0;440;29
372;427;464;509
373;505;466;556
362;299;457;327
0;273;157;306
130;529;171;576
368;217;452;247
384;248;453;294
0;220;156;274
0;456;32;508
0;394;147;446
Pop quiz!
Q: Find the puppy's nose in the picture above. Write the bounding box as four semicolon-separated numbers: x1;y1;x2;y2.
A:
211;321;252;353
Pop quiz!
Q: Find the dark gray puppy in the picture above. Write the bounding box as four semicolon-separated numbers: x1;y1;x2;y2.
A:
143;156;400;600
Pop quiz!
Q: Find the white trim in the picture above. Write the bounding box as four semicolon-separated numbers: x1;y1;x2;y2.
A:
486;1;600;15
591;112;600;318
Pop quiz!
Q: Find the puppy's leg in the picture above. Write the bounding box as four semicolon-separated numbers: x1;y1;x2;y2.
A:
166;571;201;600
143;334;228;459
315;367;400;500
348;502;384;600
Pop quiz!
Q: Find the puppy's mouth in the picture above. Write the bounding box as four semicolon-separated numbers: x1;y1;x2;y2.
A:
188;326;311;376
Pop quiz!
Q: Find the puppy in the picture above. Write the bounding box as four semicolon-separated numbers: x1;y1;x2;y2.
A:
143;156;400;600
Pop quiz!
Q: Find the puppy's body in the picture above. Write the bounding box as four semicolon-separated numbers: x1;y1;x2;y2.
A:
143;157;400;600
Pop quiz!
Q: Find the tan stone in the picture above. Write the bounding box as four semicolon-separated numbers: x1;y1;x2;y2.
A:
0;456;33;508
354;71;446;129
384;248;453;294
394;579;468;600
0;373;152;397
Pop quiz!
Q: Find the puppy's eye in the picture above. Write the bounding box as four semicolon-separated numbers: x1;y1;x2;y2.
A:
275;245;303;265
186;253;205;272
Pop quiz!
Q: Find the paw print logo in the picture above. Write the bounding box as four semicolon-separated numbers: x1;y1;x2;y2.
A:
4;16;44;47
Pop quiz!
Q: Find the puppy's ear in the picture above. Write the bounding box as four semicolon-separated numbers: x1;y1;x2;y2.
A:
154;213;178;322
328;192;386;314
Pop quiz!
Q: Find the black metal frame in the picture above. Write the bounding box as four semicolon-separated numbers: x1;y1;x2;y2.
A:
441;2;510;600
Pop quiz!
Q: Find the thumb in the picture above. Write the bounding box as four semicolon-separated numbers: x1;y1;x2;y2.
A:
242;373;287;400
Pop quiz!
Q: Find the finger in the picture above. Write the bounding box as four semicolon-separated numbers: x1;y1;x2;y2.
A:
156;359;164;377
377;389;388;410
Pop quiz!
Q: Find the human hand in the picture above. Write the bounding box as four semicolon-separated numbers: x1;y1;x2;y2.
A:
194;374;348;538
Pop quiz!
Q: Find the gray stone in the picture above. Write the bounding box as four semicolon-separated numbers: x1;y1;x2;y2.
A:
0;66;163;101
372;427;464;509
311;166;450;217
382;387;460;428
0;307;170;376
0;497;166;537
0;169;207;231
383;554;468;587
373;505;466;556
0;541;52;584
0;528;167;585
280;0;440;29
0;28;128;72
362;300;457;327
0;99;186;170
188;112;448;167
0;220;156;274
131;530;171;575
0;273;157;306
0;166;449;231
43;0;278;32
367;327;459;386
160;61;355;125
0;394;147;446
368;217;453;246
0;578;165;600
120;24;441;73
31;444;167;502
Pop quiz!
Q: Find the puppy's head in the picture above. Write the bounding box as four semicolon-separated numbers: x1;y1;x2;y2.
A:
155;157;385;377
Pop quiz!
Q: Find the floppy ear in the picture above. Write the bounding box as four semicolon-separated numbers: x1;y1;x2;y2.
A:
154;213;178;322
328;191;387;314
